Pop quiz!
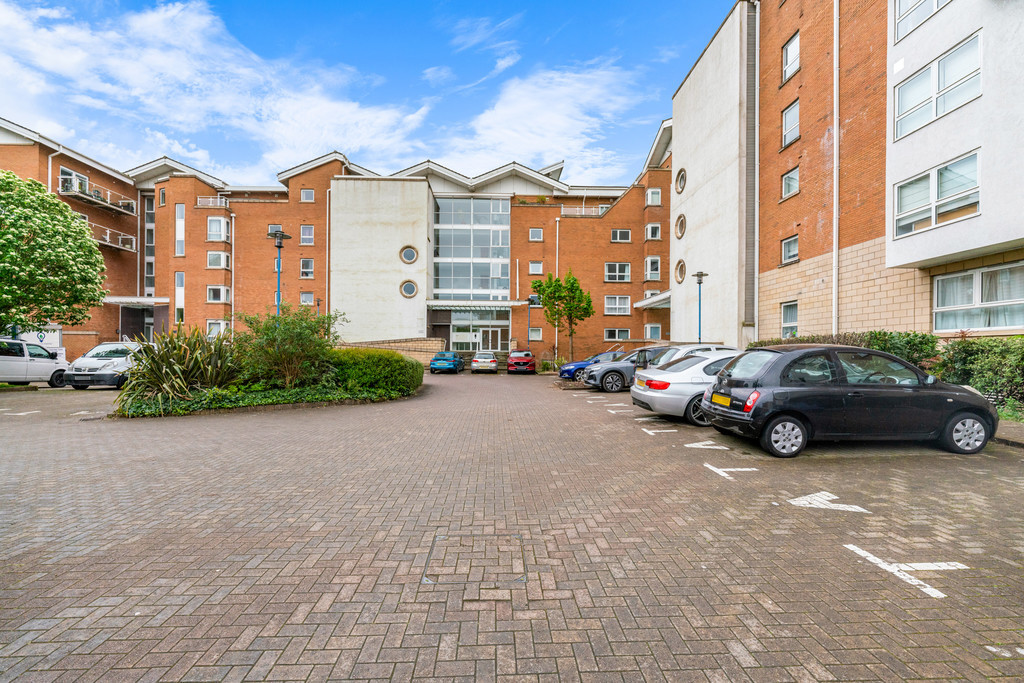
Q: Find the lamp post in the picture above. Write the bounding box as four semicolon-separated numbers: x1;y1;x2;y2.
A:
692;271;709;344
267;230;292;315
315;298;322;315
526;294;540;349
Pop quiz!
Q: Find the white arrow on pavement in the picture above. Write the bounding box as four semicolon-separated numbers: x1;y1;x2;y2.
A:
642;428;678;435
703;463;758;480
685;440;729;449
607;409;634;414
845;544;967;599
788;491;870;513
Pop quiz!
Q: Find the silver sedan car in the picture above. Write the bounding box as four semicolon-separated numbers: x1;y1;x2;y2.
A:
630;350;738;426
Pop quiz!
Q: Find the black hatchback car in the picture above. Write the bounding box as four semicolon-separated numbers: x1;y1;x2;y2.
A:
701;345;998;458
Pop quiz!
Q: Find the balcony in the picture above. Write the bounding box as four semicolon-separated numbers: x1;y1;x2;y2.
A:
59;177;137;215
561;206;607;217
90;222;137;252
196;196;230;208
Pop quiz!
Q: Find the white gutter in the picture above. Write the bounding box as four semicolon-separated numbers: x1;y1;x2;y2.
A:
832;0;840;334
230;213;236;337
46;146;62;192
753;0;761;342
136;189;142;296
555;217;561;360
326;187;331;317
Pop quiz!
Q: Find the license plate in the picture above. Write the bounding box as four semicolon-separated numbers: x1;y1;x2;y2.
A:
636;379;645;387
711;393;731;407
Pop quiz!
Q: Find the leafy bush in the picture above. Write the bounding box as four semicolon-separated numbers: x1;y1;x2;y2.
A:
749;330;939;368
936;335;1024;402
233;305;343;389
327;348;423;395
1000;397;1024;423
116;327;239;412
749;332;871;349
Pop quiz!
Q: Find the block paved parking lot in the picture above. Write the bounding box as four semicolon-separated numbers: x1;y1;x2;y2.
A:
2;375;1023;682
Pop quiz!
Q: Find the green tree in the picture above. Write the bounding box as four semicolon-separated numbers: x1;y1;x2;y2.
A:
233;304;345;389
531;269;594;361
0;170;106;334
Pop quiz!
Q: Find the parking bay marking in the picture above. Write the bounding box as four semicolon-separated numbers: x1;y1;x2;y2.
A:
704;463;757;480
844;544;968;599
685;440;729;450
2;411;41;417
985;646;1024;657
642;428;678;435
607;409;634;414
789;491;870;514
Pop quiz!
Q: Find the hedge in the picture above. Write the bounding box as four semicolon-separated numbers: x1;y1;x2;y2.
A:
327;348;424;395
748;330;938;367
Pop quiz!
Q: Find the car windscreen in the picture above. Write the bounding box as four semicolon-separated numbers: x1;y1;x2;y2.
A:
84;345;133;358
721;350;778;379
657;355;706;373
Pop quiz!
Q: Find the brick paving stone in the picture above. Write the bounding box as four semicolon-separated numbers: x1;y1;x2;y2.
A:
2;375;1024;680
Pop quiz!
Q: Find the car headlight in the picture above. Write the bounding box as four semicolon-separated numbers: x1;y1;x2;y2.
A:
100;361;115;370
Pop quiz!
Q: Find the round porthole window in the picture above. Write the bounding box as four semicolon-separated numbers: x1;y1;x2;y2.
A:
400;280;418;298
675;168;687;193
674;214;686;239
674;260;687;284
400;246;418;263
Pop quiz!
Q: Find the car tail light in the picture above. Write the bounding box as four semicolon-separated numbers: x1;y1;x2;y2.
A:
704;387;712;400
646;379;670;391
743;390;761;413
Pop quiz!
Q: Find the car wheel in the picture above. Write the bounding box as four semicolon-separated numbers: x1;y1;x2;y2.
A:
115;375;127;389
72;385;88;390
759;415;807;458
601;372;625;392
47;370;66;388
430;368;435;374
573;368;585;382
940;412;989;454
685;395;711;427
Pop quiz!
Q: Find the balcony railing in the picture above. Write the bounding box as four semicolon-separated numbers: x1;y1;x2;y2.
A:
90;222;137;252
59;177;137;215
561;206;606;217
196;196;230;208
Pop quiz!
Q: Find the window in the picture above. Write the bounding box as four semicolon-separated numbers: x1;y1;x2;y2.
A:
529;261;543;275
529;228;543;241
59;167;88;194
207;251;230;269
897;0;954;42
175;271;184;288
675;168;687;193
782;100;799;147
528;328;542;341
267;223;282;236
300;292;314;306
674;259;686;283
605;295;630;315
645;324;662;340
300;259;314;278
644;290;660;298
300;189;314;202
159;188;166;206
782;236;799;264
300;225;314;245
605;328;630;341
934;262;1024;331
645;256;661;281
782;354;837;385
781;302;798;338
400;280;418;298
274;258;281;273
145;262;155;289
675;214;686;239
400;246;418;263
611;229;631;243
895;35;980;139
782;167;799;199
605;263;630;282
646;188;661;206
598;204;611;215
175;308;184;323
207;320;229;337
837;351;919;385
645;223;661;240
207;216;228;241
895;152;979;237
206;286;230;303
174;204;185;256
782;32;800;81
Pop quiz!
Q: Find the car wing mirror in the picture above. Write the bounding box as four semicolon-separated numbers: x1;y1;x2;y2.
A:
925;374;937;385
49;351;57;359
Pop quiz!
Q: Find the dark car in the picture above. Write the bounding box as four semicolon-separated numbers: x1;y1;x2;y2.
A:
558;351;623;382
507;350;536;374
429;351;465;374
701;344;998;457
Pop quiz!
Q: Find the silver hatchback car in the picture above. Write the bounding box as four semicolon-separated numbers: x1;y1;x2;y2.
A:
631;350;738;425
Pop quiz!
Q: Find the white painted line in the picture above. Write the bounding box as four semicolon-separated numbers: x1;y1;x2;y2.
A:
607;409;634;414
642;428;678;435
789;491;870;514
586;399;608;403
70;411;92;416
894;562;969;572
634;416;659;421
0;408;10;412
684;440;729;450
985;646;1024;657
605;403;629;407
703;463;758;480
844;545;965;599
4;411;41;417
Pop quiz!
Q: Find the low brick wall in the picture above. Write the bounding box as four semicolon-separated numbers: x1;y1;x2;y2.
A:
337;338;446;365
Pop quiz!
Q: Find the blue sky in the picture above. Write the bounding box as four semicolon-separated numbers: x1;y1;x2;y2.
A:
1;0;736;186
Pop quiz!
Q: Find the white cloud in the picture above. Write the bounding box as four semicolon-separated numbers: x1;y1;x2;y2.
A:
422;66;455;86
450;15;522;52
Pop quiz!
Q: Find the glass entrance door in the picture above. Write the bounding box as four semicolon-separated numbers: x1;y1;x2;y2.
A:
480;328;509;352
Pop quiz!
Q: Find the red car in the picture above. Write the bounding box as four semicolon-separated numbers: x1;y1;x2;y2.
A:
507;350;537;374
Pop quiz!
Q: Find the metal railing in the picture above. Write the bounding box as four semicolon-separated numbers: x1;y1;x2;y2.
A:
89;222;137;252
197;196;230;208
561;206;606;217
59;177;137;215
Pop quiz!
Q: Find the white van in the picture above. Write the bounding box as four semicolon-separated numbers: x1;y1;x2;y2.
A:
0;338;69;387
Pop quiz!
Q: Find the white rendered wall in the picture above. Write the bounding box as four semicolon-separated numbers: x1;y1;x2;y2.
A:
330;177;432;342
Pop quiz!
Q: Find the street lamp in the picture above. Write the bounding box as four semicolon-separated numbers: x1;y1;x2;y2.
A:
692;271;709;344
315;298;322;315
267;229;292;315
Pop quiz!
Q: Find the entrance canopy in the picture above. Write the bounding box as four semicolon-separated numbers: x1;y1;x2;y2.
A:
104;296;170;308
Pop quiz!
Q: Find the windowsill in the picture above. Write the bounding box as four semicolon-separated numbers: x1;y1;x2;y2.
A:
645;204;662;209
611;241;632;244
604;313;631;317
605;280;631;284
300;242;315;247
299;276;315;280
173;254;185;258
644;278;662;283
206;239;230;243
893;210;980;241
780;67;800;88
779;258;800;268
779;190;799;203
780;135;801;152
645;237;662;242
205;267;230;270
299;200;315;203
529;239;544;243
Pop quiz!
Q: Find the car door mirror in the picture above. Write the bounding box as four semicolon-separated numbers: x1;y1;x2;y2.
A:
49;351;57;360
924;374;937;385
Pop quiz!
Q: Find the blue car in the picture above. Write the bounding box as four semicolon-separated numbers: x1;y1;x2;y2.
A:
559;351;623;382
429;351;465;374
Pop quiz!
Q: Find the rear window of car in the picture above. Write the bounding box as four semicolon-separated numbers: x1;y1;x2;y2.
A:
721;350;778;379
434;353;455;359
475;353;494;359
658;355;706;372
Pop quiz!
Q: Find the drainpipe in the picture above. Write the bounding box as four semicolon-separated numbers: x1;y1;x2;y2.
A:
832;0;840;334
136;189;142;297
46;146;62;191
326;187;331;318
554;216;560;360
230;212;236;337
752;0;761;343
515;258;520;300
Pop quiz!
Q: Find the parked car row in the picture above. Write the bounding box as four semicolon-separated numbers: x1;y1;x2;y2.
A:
1;338;147;390
571;342;998;458
429;350;537;374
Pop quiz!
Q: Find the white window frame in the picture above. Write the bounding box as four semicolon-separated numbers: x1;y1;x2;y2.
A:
207;251;230;269
782;31;800;82
59;166;88;193
267;223;282;236
300;258;314;279
528;327;543;341
781;236;799;264
529;261;543;275
933;261;1024;332
529;228;543;241
300;291;315;306
645;256;661;281
207;216;228;242
782;167;799;199
159;188;166;206
605;295;630;316
645;323;662;340
611;229;631;243
782;100;799;147
206;286;230;304
645;188;661;206
206;320;229;337
894;33;981;140
604;328;630;341
298;224;314;245
299;189;314;202
174;204;185;256
894;152;979;239
781;301;798;339
645;223;661;241
644;290;660;299
896;0;954;42
605;262;630;283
